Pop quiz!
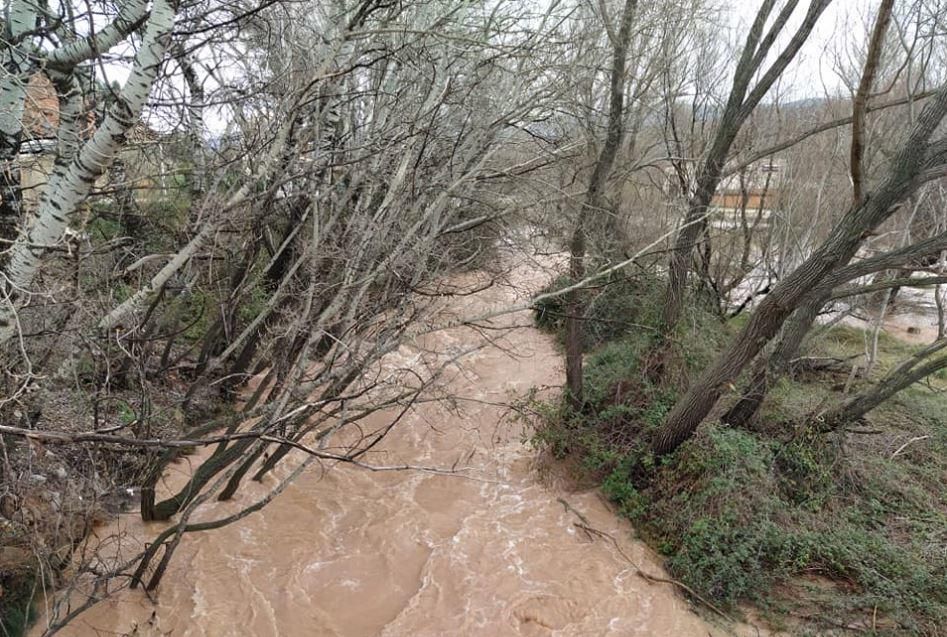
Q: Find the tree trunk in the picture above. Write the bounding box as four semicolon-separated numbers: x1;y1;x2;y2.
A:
150;437;258;520
820;341;947;428
0;167;21;254
850;0;895;205
564;0;637;409
723;294;826;427
0;0;36;263
660;0;832;334
564;233;586;409
663;168;727;332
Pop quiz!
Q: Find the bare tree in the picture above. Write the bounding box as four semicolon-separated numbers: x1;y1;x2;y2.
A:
654;80;947;455
721;0;941;430
564;0;638;409
0;0;583;630
660;0;832;337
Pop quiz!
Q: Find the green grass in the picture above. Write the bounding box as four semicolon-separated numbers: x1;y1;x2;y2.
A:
1;590;35;637
531;279;947;635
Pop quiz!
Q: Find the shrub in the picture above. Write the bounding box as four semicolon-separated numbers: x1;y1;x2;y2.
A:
0;550;37;637
533;273;663;349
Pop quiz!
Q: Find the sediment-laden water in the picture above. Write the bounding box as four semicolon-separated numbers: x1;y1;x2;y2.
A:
36;255;742;637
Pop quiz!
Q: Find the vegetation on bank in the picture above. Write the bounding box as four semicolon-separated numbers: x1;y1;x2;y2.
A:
0;554;35;637
531;274;947;636
6;0;947;631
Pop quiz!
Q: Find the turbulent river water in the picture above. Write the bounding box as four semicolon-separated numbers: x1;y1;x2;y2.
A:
36;253;748;637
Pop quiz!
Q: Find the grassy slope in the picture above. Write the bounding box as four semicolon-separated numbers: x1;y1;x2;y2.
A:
532;276;947;636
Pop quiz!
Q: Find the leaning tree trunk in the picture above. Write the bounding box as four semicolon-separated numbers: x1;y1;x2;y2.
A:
723;293;827;427
653;82;947;456
0;0;176;345
564;0;637;409
819;340;947;429
660;0;832;335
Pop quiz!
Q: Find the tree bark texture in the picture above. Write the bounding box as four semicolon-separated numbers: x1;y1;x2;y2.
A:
0;0;176;344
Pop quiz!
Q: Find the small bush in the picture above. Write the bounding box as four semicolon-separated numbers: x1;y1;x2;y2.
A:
644;427;794;603
533;273;662;349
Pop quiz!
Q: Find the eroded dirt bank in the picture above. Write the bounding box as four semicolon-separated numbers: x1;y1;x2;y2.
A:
37;254;742;637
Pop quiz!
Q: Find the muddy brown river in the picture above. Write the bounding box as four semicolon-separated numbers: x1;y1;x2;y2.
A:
35;255;750;637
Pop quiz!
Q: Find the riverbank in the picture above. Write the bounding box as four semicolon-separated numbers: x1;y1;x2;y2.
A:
531;273;947;636
25;252;749;636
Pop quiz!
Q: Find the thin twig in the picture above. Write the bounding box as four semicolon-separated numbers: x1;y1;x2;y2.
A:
890;435;930;458
557;499;738;627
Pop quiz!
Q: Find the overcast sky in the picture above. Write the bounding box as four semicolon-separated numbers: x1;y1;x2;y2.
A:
733;0;871;100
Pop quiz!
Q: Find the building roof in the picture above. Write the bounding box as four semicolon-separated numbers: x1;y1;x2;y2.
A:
716;159;784;195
